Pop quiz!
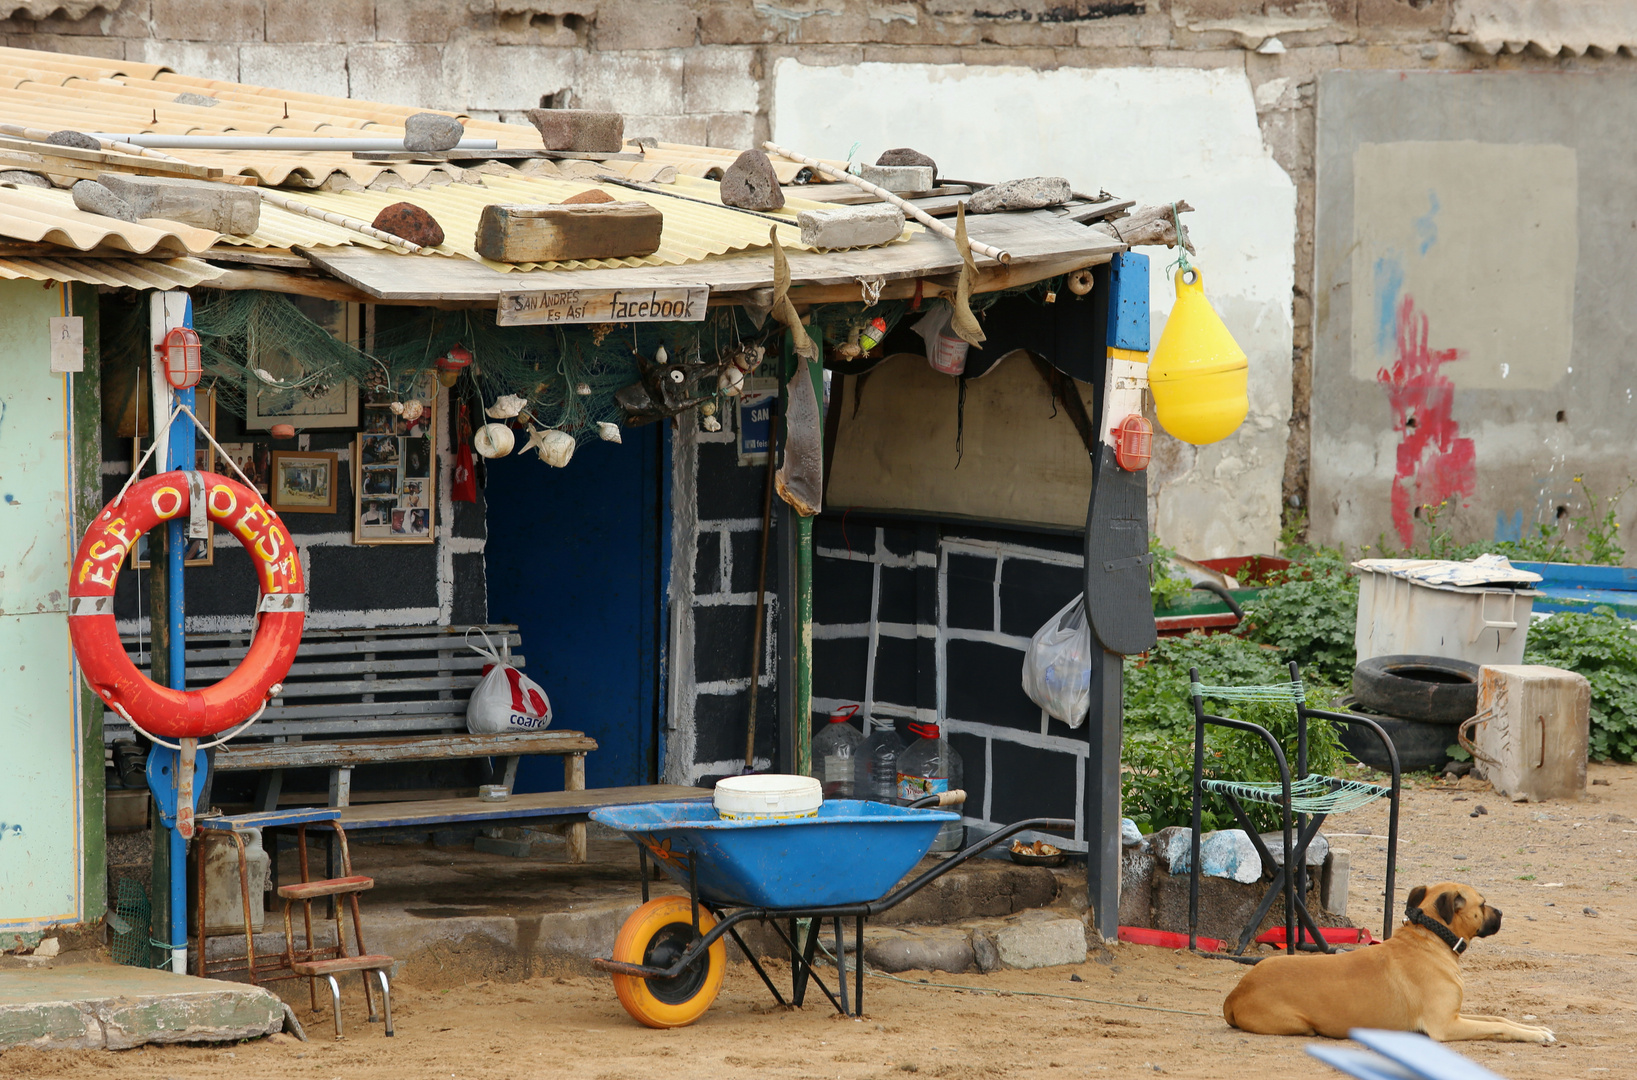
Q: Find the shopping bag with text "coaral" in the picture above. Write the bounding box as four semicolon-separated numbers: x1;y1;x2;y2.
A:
466;629;553;734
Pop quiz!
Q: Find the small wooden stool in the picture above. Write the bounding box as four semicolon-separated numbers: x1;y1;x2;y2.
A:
279;824;395;1039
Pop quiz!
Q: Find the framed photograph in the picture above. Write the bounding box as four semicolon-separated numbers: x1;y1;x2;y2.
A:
217;441;271;497
353;388;437;545
269;451;338;514
244;298;361;430
131;390;216;568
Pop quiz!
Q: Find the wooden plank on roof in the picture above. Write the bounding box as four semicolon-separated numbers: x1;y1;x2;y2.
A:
299;213;1125;302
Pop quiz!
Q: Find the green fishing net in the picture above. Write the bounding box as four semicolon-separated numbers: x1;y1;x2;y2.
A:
108;877;154;968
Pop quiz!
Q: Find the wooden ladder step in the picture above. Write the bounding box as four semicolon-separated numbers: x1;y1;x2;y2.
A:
278;875;374;900
290;953;395;977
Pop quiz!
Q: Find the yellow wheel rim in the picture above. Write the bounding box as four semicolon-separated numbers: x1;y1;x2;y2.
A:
610;896;726;1028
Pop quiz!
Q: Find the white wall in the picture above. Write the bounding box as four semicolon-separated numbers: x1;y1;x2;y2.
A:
771;60;1296;557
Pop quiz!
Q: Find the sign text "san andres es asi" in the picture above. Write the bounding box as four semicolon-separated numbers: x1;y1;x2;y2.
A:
496;287;709;326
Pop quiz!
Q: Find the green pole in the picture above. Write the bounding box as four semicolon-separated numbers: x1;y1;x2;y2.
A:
68;283;106;924
795;512;814;778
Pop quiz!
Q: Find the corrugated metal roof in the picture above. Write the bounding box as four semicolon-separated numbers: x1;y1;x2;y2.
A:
0;256;223;289
0;186;219;255
221;174;913;272
1452;0;1637;55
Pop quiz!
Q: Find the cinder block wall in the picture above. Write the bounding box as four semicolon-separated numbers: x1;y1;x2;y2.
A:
13;0;1636;525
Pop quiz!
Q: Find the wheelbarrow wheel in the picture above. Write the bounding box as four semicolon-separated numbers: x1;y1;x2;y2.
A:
611;896;726;1028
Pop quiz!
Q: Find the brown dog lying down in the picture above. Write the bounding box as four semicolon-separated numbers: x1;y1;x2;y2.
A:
1222;882;1555;1044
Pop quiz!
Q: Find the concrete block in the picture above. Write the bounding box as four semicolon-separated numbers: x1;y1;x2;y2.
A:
1320;848;1350;916
266;0;376;42
1152;870;1264;944
70;180;137;223
376;0;474;42
683;47;761;115
0;170;49;188
1475;665;1590;802
452;45;579;113
1259;829;1329;868
48;130;99;151
623;113;708;146
992;912;1087;970
240;44;350;100
967;176;1073;213
571;52;685;117
525;108;625;152
95;173;260;234
347;45;456;110
876;146;938;182
476;201;663;262
873;857;1058;926
1118;844;1157;928
1162;828;1263;883
798;204;905;250
127;41;241;84
595;0;697;50
152;0;263;42
852;163;934;194
862;926;974;974
0;967;282;1050
534;900;642;965
705;112;757;151
970;929;1000;973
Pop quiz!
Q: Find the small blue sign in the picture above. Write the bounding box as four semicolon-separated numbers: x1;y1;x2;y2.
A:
738;392;775;463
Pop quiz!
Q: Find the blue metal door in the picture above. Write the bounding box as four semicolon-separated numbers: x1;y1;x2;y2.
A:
484;423;669;790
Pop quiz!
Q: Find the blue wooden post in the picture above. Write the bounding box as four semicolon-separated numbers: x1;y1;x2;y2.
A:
1082;252;1157;942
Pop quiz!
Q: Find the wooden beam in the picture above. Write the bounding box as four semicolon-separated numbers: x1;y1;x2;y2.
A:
778;251;1114;305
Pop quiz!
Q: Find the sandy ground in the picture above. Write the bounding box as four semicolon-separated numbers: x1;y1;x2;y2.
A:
7;761;1637;1080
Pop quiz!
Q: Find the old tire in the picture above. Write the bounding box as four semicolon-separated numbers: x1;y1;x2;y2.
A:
1334;696;1457;773
610;896;725;1029
1352;654;1480;723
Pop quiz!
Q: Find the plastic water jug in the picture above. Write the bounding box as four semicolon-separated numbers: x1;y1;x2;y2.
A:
811;704;866;798
897;722;964;852
857;721;905;804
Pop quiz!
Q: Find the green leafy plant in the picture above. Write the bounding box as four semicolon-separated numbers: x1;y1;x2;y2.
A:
1237;547;1358;686
1149;536;1194;610
1523;608;1637;761
1407;476;1628;566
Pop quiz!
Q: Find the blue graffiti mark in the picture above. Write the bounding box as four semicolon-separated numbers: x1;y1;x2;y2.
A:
2;494;15;505
1495;510;1524;544
1415;190;1440;255
0;823;21;842
1373;253;1404;355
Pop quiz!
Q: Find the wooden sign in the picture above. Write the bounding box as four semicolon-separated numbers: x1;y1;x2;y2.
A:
497;287;709;326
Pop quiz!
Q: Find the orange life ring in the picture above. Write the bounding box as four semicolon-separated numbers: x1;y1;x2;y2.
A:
68;470;305;739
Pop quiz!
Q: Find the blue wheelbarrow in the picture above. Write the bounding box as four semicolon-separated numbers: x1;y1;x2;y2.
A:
588;791;1073;1027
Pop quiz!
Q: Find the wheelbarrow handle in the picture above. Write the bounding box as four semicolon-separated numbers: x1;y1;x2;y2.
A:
906;789;966;810
862;815;1076;917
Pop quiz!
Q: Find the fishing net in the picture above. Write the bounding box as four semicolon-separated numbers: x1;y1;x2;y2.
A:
108;876;154;968
100;282;1045;445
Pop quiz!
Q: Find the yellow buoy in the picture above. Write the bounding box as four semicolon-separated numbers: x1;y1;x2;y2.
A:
1148;266;1249;446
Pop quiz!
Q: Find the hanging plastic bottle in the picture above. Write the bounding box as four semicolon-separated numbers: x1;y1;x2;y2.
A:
897;722;964;852
856;720;905;805
810;704;866;799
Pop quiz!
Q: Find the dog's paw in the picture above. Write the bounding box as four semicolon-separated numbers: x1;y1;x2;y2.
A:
1530;1027;1557;1045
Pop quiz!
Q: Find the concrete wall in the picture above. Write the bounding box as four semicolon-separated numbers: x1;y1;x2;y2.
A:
10;1;1637;554
1311;70;1637;554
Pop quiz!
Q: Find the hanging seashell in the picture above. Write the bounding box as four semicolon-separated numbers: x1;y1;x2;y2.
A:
597;421;623;444
398;398;424;424
700;401;717;417
390;401;405;415
655;343;669;365
486;393;527;419
702;415;722;433
576;382;593;396
536;428;576;468
717;365;745;397
253;367;284;386
473;422;515;459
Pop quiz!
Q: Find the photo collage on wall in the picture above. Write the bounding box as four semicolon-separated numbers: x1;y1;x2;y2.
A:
354;375;437;545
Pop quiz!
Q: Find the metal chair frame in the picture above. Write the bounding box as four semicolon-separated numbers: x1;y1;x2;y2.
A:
1186;661;1401;959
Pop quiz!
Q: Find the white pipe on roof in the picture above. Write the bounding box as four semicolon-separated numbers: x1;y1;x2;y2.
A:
86;135;501;151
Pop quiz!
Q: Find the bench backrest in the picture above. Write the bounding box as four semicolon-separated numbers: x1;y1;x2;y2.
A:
109;624;524;745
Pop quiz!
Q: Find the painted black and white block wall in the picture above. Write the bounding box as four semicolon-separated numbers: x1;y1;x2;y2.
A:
809;516;1093;851
664;418;783;784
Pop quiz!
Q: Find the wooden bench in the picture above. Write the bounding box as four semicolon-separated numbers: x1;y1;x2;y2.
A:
114;624;604;860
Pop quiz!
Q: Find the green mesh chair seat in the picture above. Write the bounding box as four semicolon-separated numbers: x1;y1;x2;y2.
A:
1201;774;1391;815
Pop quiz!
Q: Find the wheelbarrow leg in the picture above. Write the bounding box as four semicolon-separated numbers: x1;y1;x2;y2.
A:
728;922;785;1008
856;916;865;1015
834;917;850;1017
790;919;811;1007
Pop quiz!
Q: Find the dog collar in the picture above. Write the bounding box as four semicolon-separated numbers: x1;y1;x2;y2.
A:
1406;906;1468;954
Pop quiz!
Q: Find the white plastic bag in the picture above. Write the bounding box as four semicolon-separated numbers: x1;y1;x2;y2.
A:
465;629;553;734
1021;593;1092;728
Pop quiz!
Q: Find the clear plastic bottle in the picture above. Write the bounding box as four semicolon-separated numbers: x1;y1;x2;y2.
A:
810;705;866;799
856;721;905;804
896;722;964;852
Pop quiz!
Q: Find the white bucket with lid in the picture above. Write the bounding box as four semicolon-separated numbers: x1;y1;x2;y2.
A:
713;774;823;821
